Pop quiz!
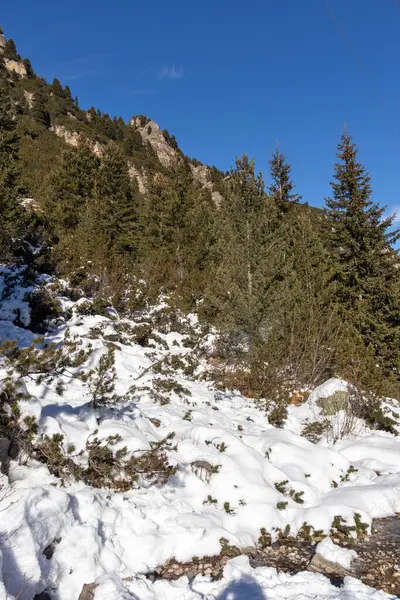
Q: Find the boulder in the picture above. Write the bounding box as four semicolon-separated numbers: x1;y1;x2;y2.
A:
78;583;97;600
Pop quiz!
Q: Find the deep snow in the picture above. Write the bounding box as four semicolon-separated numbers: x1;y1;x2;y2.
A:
0;267;399;600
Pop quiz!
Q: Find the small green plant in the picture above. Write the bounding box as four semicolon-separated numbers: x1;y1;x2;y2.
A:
23;415;38;441
203;495;218;505
340;465;358;482
215;441;228;453
290;490;304;504
330;515;356;540
354;513;369;539
277;501;288;510
223;501;234;515
219;537;240;557
301;420;329;443
183;410;192;421
258;528;272;549
274;480;289;494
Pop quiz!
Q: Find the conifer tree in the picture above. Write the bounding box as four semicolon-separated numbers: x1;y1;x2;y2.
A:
325;132;400;373
46;143;100;241
31;88;50;128
204;155;279;338
268;143;301;211
141;160;215;304
94;143;138;256
0;88;25;261
52;78;64;98
4;38;18;60
22;58;35;79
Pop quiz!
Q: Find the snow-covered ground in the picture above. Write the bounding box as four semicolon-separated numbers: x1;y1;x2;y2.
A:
0;267;399;600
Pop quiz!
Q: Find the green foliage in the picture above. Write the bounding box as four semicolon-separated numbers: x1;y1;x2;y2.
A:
4;38;19;61
268;143;302;211
301;420;329;443
325;132;400;377
88;347;117;409
25;286;63;333
203;495;218;505
0;87;27;261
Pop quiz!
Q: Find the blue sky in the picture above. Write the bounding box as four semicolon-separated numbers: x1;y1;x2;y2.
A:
2;0;400;216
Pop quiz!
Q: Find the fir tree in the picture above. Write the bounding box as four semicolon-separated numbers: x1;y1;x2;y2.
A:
0;88;25;260
268;143;301;211
325;132;400;374
4;38;18;61
94;143;138;256
52;78;64;98
22;58;35;79
46;143;100;241
141;160;215;305
204;155;278;338
31;88;50;128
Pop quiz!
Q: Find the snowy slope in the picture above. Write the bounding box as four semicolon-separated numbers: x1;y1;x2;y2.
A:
0;268;399;600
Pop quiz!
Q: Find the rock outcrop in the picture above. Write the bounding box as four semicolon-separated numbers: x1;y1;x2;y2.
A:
130;117;177;168
50;124;104;157
4;58;27;77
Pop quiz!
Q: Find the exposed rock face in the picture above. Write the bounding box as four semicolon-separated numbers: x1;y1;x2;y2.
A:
128;163;147;194
24;90;34;109
130;117;177;168
190;164;223;205
50;125;104;157
4;58;27;77
0;33;5;49
50;124;80;147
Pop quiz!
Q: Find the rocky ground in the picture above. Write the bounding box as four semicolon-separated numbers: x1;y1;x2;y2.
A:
146;514;400;596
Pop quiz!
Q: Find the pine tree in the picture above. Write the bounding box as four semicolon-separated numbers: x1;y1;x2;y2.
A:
268;143;301;211
22;58;35;79
141;160;215;305
0;88;25;260
31;88;50;128
94;143;138;256
46;143;100;241
52;78;64;98
4;38;18;61
325;132;400;374
204;155;279;338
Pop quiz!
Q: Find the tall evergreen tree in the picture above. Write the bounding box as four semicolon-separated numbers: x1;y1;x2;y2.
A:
4;38;18;61
268;144;301;211
204;155;279;338
94;143;138;256
0;88;25;261
52;78;64;98
30;88;50;128
46;143;100;241
141;160;215;305
325;132;400;374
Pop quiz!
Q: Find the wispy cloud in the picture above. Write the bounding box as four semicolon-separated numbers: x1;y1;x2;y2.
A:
64;70;98;81
59;53;111;67
157;65;184;80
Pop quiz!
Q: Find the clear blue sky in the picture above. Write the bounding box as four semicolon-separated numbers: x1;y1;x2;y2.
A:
2;0;400;215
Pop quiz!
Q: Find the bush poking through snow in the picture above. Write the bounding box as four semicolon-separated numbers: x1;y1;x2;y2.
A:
25;286;64;333
84;432;178;490
87;346;118;409
34;431;178;490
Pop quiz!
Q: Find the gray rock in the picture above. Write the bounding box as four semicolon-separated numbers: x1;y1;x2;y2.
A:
308;553;353;577
78;583;97;600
